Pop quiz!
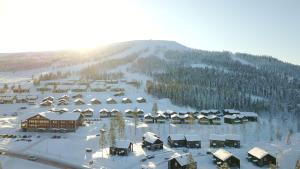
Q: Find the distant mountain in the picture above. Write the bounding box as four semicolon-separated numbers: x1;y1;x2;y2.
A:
2;40;300;112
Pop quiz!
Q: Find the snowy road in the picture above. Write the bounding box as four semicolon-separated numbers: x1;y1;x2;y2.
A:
0;149;89;169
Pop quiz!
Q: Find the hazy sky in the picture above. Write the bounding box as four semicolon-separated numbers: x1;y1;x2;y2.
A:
0;0;299;64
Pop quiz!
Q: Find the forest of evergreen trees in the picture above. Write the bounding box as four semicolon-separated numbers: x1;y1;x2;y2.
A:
131;50;300;113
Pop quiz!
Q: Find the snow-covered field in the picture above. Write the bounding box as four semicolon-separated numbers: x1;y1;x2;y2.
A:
0;43;299;169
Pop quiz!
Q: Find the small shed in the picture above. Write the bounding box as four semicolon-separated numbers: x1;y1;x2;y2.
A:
247;147;276;167
121;97;132;104
168;153;197;169
154;114;166;123
99;108;110;118
224;115;242;124
168;134;186;148
197;115;210;124
136;97;146;103
212;149;240;168
109;140;133;156
185;135;201;148
142;132;163;150
110;108;120;117
74;98;85;105
82;108;94;117
208;115;221;125
125;109;134;117
40;100;53;106
209;134;225;148
106;97;117;104
144;114;154;123
90;98;101;105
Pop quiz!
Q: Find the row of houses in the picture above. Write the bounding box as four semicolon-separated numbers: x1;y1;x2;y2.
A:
167;134;201;148
0;95;38;104
209;134;241;148
168;146;276;169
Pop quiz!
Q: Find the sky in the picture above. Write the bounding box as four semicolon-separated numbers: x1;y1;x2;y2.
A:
0;0;299;64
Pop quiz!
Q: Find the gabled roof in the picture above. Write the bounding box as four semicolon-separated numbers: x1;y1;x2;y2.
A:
213;149;233;161
248;147;269;159
125;109;133;113
106;97;115;101
26;112;81;121
169;134;185;141
111;108;120;113
99;108;109;113
136;97;146;101
224;109;240;114
225;134;240;141
240;112;258;117
114;140;132;149
144;134;160;144
172;153;195;166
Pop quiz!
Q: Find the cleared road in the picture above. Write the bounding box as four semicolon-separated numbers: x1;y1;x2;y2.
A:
1;149;89;169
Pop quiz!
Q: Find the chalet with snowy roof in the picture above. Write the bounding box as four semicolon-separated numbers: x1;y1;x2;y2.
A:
164;110;177;118
40;100;53;106
247;147;276;167
185;135;201;148
171;114;181;124
136;97;146;103
121;97;132;104
223;109;240;115
209;134;225;148
113;91;124;96
154;114;166;123
240;112;258;122
110;109;121;117
182;114;194;124
212;149;240;168
21;112;83;132
74;98;85;105
224;114;246;124
0;95;14;104
42;96;54;102
144;114;155;123
168;153;197;169
73;108;82;113
13;86;30;93
225;134;240;148
59;95;69;101
82;108;94;117
90;98;101;105
106;97;117;104
200;109;220;116
109;140;133;156
57;99;69;106
208;115;221;125
168;134;186;148
197;115;210;124
72;94;83;99
125;109;134;117
99;108;110;118
136;109;144;118
142;132;163;150
49;108;68;113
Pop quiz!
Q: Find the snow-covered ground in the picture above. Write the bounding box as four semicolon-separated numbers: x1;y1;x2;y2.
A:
0;45;299;169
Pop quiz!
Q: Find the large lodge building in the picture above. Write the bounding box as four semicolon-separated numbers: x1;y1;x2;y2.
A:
21;112;83;132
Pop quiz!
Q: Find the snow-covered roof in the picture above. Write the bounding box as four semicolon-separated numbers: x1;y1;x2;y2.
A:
240;112;258;117
144;113;153;118
213;149;233;161
83;108;94;112
224;114;244;119
207;115;219;120
73;108;82;112
90;98;100;102
34;112;81;121
124;109;133;113
224;109;240;114
144;133;160;144
74;98;85;103
143;132;158;138
185;135;201;142
248;147;269;159
209;134;225;141
111;108;119;113
122;97;130;101
171;114;179;118
165;110;176;114
169;134;185;140
172;153;195;166
225;134;240;141
136;97;145;101
197;114;208;119
99;108;109;113
106;97;115;101
114;140;131;149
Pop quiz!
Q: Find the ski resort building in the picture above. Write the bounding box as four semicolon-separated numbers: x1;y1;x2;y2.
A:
21;112;83;132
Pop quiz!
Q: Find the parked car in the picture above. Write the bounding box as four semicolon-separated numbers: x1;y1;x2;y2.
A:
28;155;38;161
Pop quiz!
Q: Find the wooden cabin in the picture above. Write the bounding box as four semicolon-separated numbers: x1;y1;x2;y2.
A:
164;110;177;119
185;135;201;148
182;114;194;124
121;97;132;104
99;108;110;118
168;134;186;148
72;94;83;99
90;98;101;105
224;115;244;124
225;134;240;148
82;108;94;117
26;95;38;101
16;95;28;103
59;95;69;101
171;114;181;124
110;109;121;117
241;112;258;122
109;140;133;156
136;97;146;103
144;114;155;123
168;153;197;169
212;149;240;168
74;98;85;105
106;97;117;104
57;99;69;106
247;147;276;167
42;96;54;102
223;109;240;115
40;100;53;106
113;91;124;96
73;108;82;113
197;115;210;124
209;134;225;148
21;112;83;132
208;115;221;125
49;108;69;113
125;109;134;118
0;96;14;104
136;109;144;118
142;132;163;150
154;114;166;123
